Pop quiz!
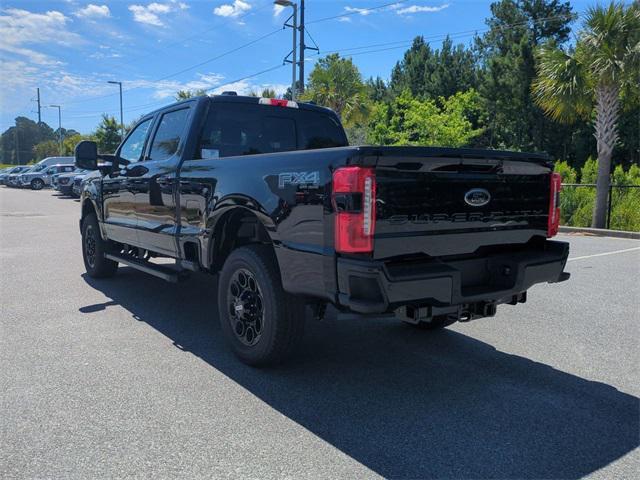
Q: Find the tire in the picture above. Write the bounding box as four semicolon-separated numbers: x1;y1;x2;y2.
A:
218;245;305;366
404;315;458;330
31;178;44;190
81;213;118;278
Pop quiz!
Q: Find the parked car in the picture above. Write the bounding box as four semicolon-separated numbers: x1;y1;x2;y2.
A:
0;166;31;185
13;156;74;184
52;168;79;189
56;169;87;196
6;167;34;187
71;171;92;198
20;164;75;190
34;156;75;168
75;94;570;366
52;168;86;190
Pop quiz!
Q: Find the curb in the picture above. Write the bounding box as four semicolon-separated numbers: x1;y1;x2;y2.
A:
559;226;640;240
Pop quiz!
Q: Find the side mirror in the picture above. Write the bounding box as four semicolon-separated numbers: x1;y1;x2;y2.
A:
75;141;98;170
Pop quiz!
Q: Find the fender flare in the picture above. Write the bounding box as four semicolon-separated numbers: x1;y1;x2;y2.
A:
203;198;277;270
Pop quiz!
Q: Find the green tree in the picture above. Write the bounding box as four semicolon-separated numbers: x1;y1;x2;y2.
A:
95;115;122;154
390;37;434;97
302;54;369;126
476;0;574;151
367;90;484;147
175;89;208;100
62;134;95;156
249;87;278;98
33;140;60;161
532;2;640;227
0;117;56;164
390;36;479;100
365;76;391;103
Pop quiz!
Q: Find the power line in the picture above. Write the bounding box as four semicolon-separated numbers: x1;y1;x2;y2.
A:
63;28;285;107
63;64;287;119
154;29;283;83
306;1;402;25
40;10;582;121
77;3;273;78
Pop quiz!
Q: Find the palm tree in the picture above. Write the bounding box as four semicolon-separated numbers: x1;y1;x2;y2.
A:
532;2;640;228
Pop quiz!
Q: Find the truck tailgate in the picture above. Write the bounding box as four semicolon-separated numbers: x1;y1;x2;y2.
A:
354;147;553;259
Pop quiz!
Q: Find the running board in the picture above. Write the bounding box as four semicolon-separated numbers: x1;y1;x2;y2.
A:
105;253;189;283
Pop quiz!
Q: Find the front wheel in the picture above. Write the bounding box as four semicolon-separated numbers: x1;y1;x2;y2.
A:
31;178;44;190
218;245;305;366
82;213;118;278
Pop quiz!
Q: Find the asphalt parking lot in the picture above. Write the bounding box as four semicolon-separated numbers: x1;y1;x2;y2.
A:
1;186;638;479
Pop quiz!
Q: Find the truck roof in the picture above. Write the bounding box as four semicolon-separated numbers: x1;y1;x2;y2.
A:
147;94;337;117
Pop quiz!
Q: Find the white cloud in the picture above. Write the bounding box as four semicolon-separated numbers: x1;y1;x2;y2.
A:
128;1;189;26
74;4;111;19
89;51;122;59
395;4;450;15
213;0;251;18
125;72;288;100
125;73;226;99
129;5;162;26
341;3;449;19
344;6;374;16
0;60;113;115
0;8;82;65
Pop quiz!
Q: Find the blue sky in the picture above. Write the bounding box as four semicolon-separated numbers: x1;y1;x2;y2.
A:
0;0;591;134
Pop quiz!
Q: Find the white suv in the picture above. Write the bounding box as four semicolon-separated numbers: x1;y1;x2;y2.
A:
20;164;76;190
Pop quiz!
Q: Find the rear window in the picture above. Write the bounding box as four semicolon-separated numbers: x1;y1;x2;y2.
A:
197;102;347;159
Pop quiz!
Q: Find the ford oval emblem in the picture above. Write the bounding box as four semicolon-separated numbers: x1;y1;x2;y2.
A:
464;188;491;207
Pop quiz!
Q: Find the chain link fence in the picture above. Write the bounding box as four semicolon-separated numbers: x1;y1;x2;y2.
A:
561;183;640;231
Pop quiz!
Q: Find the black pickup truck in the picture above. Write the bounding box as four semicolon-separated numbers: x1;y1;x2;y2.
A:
75;94;569;365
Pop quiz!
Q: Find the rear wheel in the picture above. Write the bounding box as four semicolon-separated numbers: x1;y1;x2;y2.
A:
404;315;457;330
82;213;118;278
31;178;44;190
218;245;305;366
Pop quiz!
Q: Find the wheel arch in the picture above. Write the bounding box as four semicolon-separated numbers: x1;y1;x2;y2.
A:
80;197;108;240
207;206;277;274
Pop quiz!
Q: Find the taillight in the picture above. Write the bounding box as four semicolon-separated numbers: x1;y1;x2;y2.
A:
547;172;561;237
332;166;376;253
258;98;299;108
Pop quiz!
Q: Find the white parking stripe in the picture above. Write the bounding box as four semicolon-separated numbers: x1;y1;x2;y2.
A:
568;247;640;262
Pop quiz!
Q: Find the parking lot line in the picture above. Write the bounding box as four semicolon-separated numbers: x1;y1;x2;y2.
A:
567;246;640;262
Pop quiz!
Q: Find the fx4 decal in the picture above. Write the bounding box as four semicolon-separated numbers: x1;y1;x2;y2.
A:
278;171;320;189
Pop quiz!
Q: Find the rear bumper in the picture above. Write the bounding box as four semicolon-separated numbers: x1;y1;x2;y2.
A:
337;240;570;314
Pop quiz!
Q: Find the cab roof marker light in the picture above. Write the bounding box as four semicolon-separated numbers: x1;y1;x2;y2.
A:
258;98;299;109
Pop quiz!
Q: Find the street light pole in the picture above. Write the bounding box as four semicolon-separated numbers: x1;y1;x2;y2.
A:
49;104;62;155
108;80;124;140
275;0;297;101
298;0;305;94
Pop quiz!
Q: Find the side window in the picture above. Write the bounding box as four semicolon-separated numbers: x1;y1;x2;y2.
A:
149;108;190;161
64;166;75;172
120;118;152;163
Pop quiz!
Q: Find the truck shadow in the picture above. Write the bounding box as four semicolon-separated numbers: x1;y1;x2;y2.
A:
81;269;639;479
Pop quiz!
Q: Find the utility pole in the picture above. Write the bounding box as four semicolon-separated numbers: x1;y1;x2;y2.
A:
275;0;298;101
298;0;305;94
49;105;62;155
108;80;124;140
36;88;42;124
